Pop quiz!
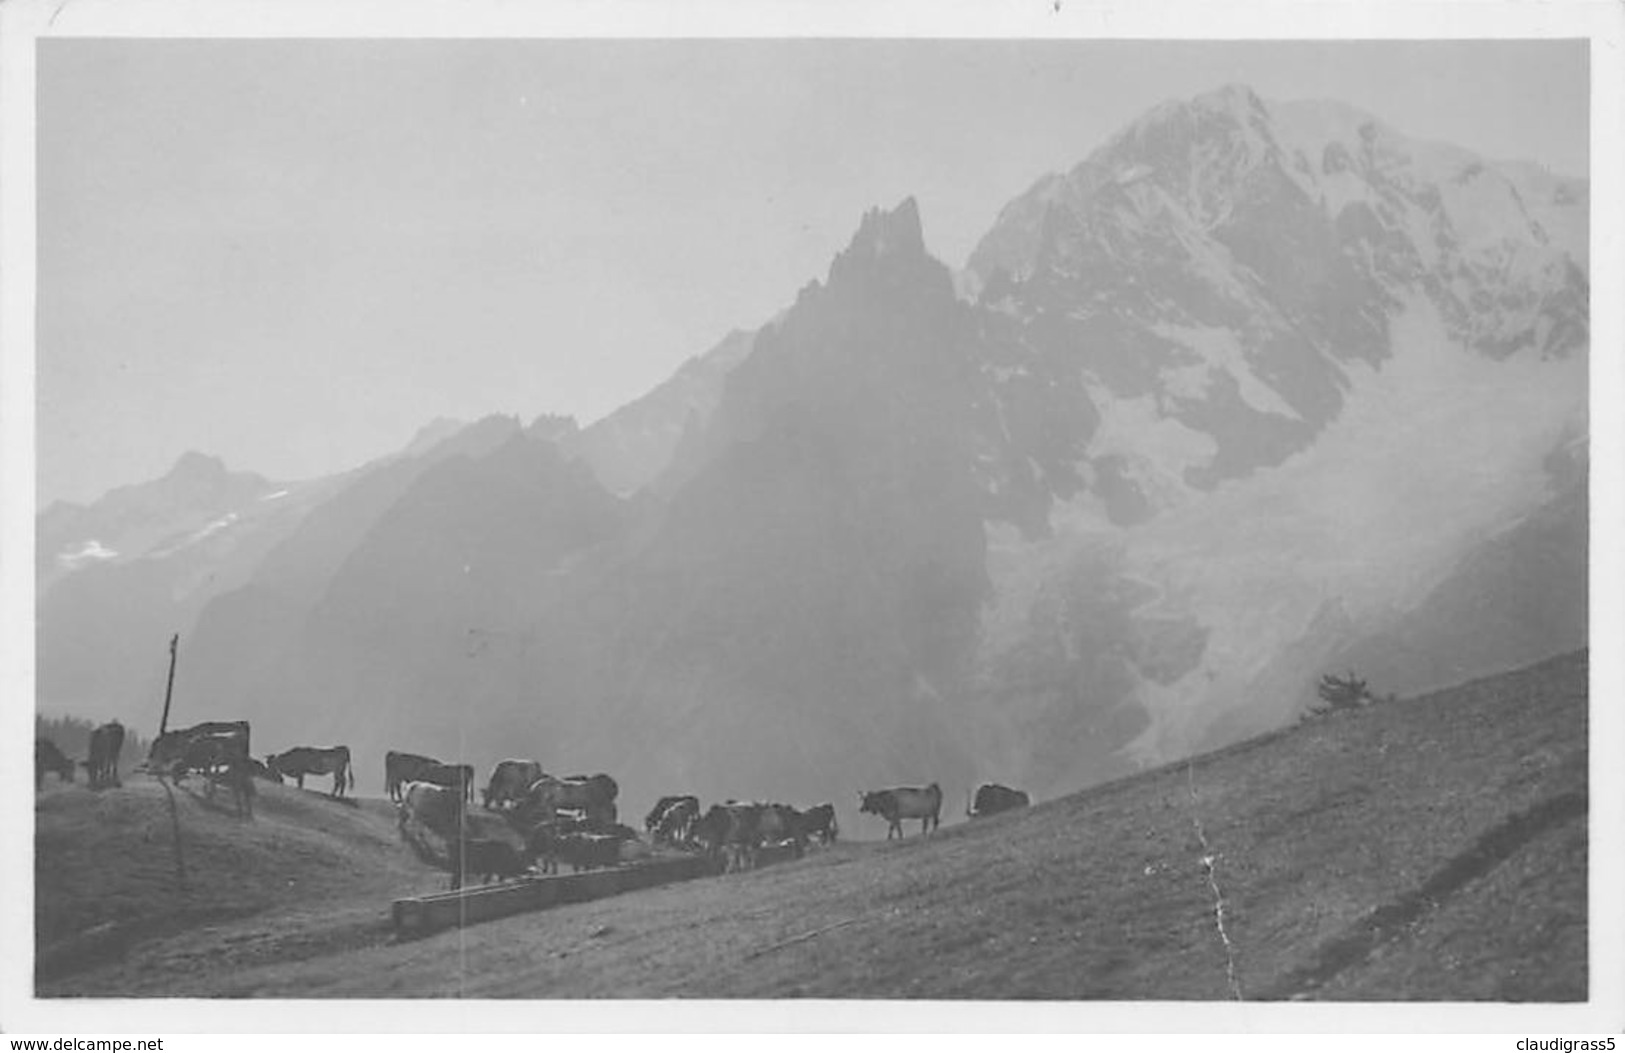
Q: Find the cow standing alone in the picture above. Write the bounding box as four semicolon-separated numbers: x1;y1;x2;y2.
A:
267;746;354;797
83;721;126;789
860;783;942;839
968;783;1030;818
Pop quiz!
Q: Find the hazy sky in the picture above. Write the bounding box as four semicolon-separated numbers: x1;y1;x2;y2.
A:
37;39;1588;506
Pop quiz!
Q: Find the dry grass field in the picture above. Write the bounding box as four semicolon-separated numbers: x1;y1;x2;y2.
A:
36;649;1587;1000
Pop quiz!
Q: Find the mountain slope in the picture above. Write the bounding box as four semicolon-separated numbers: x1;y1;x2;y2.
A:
43;650;1585;1000
39;85;1587;823
177;421;626;766
35;455;347;723
951;85;1587;793
37;452;277;592
554;328;757;496
559;199;991;805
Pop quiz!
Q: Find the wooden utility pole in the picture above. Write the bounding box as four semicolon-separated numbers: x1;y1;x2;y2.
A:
159;633;179;736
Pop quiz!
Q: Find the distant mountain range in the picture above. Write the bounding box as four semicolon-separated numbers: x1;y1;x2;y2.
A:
38;85;1586;823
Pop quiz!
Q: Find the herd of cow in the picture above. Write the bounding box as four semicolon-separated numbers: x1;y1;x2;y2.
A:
35;719;1034;893
388;754;853;889
33;719;352;816
34;720;125;791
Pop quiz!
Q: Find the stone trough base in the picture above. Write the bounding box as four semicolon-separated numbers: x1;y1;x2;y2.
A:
391;853;725;939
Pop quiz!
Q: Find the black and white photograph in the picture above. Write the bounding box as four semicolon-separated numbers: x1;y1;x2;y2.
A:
3;0;1621;1033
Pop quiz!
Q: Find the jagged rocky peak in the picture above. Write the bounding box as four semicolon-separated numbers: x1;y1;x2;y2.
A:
825;195;953;301
850;196;925;257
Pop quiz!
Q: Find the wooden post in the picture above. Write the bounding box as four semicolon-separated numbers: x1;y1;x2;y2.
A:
159;633;179;737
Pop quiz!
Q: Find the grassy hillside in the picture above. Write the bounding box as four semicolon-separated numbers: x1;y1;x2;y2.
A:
37;649;1586;999
34;778;443;990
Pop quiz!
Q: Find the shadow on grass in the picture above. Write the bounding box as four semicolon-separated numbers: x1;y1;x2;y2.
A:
1260;789;1587;1000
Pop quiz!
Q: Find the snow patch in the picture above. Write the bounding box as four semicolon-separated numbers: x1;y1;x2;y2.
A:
1116;293;1584;760
57;539;118;570
1152;323;1302;420
1083;382;1214;510
189;512;239;543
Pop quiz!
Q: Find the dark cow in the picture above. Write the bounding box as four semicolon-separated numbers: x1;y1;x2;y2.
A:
267;746;354;797
757;803;806;858
860;783;942;839
795;802;839;845
168;734;227;779
35;738;75;790
690;803;731;860
553;832;624;873
451;837;529;887
525;820;635;875
206;754;257;818
384;751;441;802
526;772;618;823
421;762;476;804
84;721;126;789
523;823;562;875
537;815;634;839
968;783;1030;818
692;802;763;872
148;720;249;777
652;797;701;846
168;736;255;817
483;759;545;811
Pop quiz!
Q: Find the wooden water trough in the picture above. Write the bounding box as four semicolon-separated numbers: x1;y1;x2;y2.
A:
391;852;724;940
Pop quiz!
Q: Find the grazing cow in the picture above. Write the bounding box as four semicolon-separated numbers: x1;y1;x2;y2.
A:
860;783;942;839
552;832;624;873
652;797;701;846
148;720;249;777
167;734;233;778
267;746;355;797
644;795;697;836
205;754;257;818
35;738;75;790
757;803;806;858
165;735;255;817
526;772;618;823
523;819;637;875
483;759;546;811
692;802;764;872
968;783;1030;818
398;782;465;842
534;815;634;839
523;823;562;875
795;803;839;845
84;721;126;789
452;837;529;887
